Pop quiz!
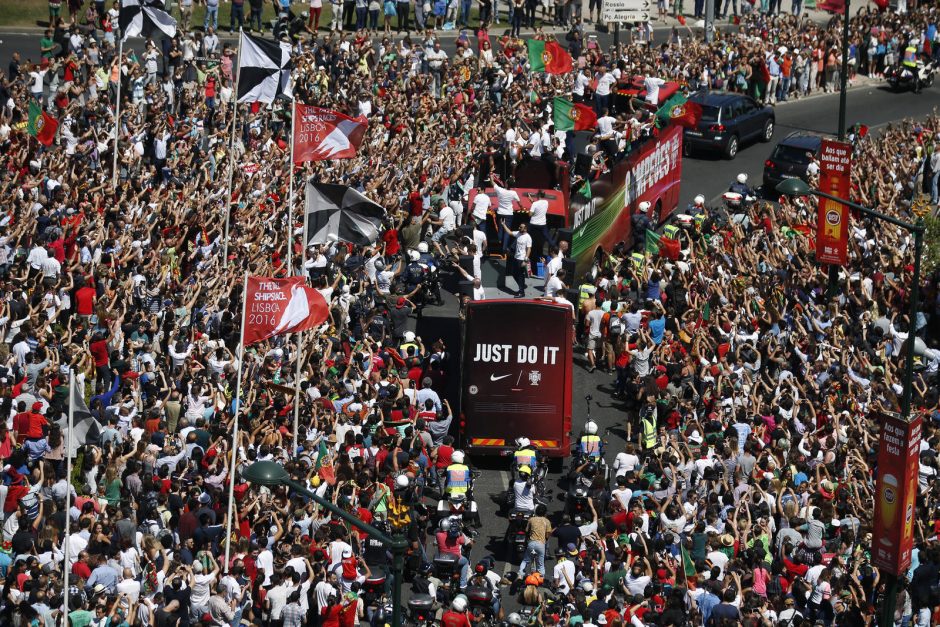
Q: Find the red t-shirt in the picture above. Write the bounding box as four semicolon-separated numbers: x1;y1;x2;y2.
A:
75;286;96;316
26;412;47;439
436;445;453;470
441;611;472;627
89;339;109;367
72;560;92;580
13;413;30;444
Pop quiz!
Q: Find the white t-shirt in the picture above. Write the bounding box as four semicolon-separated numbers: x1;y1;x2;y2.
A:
595;72;617;97
553;559;576;594
545;275;565;298
529;199;548;226
573;72;591;96
512;232;532;261
191;572;217;607
439;205;456;231
527;131;543;158
644;76;666;104
471;193;491;221
614;452;640;476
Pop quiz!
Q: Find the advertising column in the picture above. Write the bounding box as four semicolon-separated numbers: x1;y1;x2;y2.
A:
872;412;923;576
816;139;852;265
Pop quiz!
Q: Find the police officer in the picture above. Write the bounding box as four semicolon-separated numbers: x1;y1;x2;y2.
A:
512;438;538;476
578;420;603;461
444;450;471;499
729;173;752;197
639;402;657;452
631;201;652;251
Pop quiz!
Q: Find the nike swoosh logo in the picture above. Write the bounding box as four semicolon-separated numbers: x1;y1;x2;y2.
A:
490;374;512;381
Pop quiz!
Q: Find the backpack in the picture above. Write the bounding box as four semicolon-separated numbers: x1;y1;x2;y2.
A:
766;573;783;598
609;314;623;336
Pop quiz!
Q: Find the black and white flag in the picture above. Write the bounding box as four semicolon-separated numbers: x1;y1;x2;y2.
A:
304;183;386;247
119;0;177;41
57;378;102;457
237;31;293;104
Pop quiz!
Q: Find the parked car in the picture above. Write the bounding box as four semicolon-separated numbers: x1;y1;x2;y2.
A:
683;91;775;159
762;132;825;195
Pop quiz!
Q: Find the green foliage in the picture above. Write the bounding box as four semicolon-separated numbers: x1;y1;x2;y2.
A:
924;214;940;277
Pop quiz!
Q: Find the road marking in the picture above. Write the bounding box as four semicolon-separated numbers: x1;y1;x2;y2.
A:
499;471;510;489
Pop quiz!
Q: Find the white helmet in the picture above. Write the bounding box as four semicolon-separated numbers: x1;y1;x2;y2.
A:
395;475;410;489
417;241;429;253
452;595;468;612
516;437;531;448
736;173;748;184
374;259;385;271
638;201;651;213
451;450;465;464
408;249;420;261
439;518;452;532
693;194;705;206
584;421;598;435
507;613;524;625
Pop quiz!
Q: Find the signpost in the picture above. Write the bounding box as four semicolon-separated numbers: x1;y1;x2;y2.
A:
601;0;651;23
872;412;922;576
815;139;852;266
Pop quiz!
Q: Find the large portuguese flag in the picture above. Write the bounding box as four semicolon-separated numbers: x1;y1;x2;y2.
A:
553;98;598;132
27;100;59;147
655;93;703;129
527;39;573;74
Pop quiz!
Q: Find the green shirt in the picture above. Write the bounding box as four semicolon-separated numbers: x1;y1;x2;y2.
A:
601;568;627;592
40;37;55;59
69;609;94;627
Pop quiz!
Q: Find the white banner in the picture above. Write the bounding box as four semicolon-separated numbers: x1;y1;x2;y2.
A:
601;0;650;22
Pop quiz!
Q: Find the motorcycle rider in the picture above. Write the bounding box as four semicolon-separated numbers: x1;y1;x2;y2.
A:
577;420;603;462
728;173;753;197
688;194;707;216
512;437;538;477
511;466;537;514
444;450;472;500
441;595;473;627
436;519;473;591
468;561;507;621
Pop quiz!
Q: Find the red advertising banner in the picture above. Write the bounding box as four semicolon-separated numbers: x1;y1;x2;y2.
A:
872;412;922;576
293;103;368;163
243;276;329;346
816;140;852;265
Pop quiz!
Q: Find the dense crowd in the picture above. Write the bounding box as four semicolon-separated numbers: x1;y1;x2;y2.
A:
0;0;938;626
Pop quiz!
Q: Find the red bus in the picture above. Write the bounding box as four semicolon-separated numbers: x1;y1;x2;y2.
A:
460;299;573;458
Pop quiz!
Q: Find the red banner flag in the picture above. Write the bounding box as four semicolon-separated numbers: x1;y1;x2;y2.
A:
243;276;329;345
815;139;852;266
293;103;368;163
872;412;921;576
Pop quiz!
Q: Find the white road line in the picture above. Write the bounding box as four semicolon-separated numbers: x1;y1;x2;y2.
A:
499;470;510;490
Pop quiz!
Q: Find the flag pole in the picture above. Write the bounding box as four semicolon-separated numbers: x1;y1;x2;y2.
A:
222;29;244;270
224;270;249;571
111;37;124;191
292;175;308;458
286;101;296;274
63;368;75;618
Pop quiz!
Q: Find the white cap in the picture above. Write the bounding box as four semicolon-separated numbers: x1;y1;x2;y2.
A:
403;331;416;342
736;173;748;184
693;194;705;205
638;201;651;213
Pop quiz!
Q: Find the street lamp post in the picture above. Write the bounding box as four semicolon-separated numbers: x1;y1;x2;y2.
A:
242;460;409;626
777;179;925;627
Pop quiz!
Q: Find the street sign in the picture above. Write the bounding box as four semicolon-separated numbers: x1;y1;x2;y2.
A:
601;0;651;23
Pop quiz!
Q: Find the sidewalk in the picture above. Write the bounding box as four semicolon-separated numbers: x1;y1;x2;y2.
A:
0;5;844;37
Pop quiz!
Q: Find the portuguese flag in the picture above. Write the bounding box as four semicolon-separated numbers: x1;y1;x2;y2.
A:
27;100;58;147
527;39;573;74
553;97;598;132
655;93;703;129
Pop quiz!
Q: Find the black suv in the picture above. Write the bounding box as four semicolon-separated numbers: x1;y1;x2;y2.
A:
762;132;824;194
683;91;775;160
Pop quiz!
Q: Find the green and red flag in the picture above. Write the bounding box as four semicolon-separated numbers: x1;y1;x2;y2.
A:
655;93;703;129
527;39;573;74
681;545;697;579
27;100;58;146
645;230;662;255
553;97;598;132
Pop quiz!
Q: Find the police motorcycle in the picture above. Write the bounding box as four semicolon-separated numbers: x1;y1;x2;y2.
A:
437;450;482;527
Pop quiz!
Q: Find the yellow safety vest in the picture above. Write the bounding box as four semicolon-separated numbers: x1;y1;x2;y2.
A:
641;416;657;450
579;435;601;458
445;463;470;494
578;284;594;306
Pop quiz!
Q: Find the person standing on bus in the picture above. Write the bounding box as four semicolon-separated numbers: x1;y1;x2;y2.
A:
501;221;532;298
526;190;555;256
492;176;520;254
